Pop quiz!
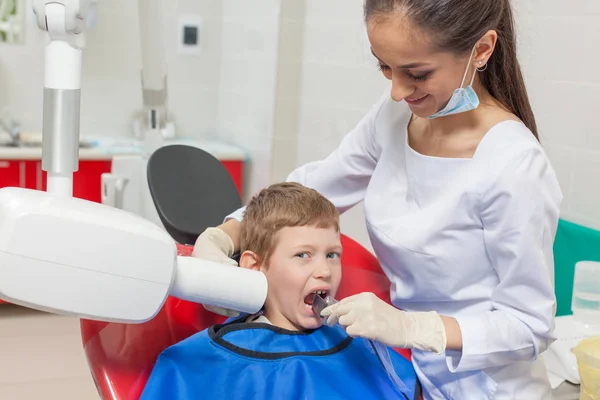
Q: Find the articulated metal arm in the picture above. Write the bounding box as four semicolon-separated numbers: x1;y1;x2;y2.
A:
32;0;90;197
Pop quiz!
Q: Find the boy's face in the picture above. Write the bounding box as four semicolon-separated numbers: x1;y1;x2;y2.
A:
242;225;342;331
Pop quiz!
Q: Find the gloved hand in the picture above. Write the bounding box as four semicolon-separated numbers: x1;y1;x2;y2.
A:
192;227;241;317
321;292;447;354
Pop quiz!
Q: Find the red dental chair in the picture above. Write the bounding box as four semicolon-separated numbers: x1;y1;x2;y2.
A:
80;145;412;400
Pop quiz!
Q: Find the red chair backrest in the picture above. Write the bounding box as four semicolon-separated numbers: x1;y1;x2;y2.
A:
81;234;410;400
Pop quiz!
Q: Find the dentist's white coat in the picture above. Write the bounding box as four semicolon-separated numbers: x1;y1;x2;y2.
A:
228;94;562;399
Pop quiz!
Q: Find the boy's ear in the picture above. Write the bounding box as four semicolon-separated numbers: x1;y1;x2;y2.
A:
239;251;262;272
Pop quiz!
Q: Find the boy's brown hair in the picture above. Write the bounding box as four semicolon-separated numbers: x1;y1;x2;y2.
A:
240;182;339;265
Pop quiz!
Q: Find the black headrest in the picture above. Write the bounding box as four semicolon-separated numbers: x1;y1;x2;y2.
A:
147;144;243;245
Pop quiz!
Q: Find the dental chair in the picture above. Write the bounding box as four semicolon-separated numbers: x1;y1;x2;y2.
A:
80;145;411;400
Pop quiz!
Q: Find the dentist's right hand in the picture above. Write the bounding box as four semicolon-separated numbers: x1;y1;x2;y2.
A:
192;227;241;317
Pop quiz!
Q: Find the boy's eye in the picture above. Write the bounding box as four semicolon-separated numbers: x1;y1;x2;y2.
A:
295;252;309;259
327;252;341;260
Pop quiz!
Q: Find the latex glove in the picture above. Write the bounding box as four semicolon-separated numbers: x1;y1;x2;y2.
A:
192;227;237;265
321;292;447;354
192;227;241;317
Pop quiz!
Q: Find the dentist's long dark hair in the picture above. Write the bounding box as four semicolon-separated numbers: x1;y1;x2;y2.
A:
364;0;539;140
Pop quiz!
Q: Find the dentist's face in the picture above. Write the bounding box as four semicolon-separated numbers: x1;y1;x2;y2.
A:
367;14;477;118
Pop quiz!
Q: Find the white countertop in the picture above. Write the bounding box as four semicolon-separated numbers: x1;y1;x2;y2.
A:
0;135;248;161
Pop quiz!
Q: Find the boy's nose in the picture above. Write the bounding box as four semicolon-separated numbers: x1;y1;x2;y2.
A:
314;261;332;279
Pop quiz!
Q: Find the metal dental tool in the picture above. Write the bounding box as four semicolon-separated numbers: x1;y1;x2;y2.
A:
312;294;411;398
311;293;336;318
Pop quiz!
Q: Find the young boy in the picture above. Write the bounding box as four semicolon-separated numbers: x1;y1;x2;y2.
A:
141;183;419;399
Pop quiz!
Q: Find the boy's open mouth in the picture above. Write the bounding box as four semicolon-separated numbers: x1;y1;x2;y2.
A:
303;290;328;306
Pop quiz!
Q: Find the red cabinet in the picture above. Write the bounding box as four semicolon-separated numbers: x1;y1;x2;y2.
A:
221;161;244;198
0;160;113;202
0;160;26;188
1;159;244;202
38;161;113;203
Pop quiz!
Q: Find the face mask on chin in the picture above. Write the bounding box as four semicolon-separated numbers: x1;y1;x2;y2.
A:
428;46;485;119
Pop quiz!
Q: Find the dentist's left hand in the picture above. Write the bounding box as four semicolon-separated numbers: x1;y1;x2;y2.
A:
192;227;241;317
321;292;447;354
192;227;238;267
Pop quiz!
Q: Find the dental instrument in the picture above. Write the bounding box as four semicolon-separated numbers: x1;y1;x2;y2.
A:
0;0;268;322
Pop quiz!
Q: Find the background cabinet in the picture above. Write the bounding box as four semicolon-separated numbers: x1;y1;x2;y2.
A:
0;160;113;202
0;159;243;202
0;160;25;187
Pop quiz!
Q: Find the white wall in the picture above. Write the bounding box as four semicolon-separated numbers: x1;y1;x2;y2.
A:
513;0;600;231
0;0;283;203
0;0;225;138
273;0;391;250
216;0;281;201
272;0;600;251
0;1;46;132
297;0;387;250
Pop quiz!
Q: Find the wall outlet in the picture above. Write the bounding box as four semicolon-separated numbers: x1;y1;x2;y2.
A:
177;14;202;56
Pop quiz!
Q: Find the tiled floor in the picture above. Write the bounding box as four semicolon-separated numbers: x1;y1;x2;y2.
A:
0;304;99;399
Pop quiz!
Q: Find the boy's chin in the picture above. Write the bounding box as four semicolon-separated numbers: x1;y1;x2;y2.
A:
295;314;324;330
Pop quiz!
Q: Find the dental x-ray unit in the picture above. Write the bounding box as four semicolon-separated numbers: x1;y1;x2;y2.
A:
0;0;267;323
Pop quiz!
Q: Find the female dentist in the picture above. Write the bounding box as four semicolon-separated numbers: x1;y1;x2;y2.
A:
193;0;562;398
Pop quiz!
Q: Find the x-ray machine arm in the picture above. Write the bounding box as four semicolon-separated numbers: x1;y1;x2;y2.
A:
0;1;267;323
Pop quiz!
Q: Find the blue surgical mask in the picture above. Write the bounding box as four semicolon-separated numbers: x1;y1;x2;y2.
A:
428;47;480;119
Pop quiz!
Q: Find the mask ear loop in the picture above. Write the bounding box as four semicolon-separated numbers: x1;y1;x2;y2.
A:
459;46;478;88
469;62;488;87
